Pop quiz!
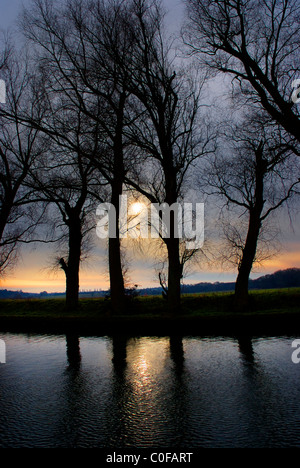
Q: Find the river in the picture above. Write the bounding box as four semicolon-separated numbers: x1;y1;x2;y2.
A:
0;333;299;448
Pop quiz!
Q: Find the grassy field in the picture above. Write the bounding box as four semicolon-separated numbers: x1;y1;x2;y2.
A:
0;287;299;317
0;288;299;336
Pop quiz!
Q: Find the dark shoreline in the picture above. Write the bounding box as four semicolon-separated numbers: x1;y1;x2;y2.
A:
1;288;299;337
1;312;300;337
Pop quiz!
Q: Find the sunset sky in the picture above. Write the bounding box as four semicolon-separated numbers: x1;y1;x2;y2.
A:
0;0;299;293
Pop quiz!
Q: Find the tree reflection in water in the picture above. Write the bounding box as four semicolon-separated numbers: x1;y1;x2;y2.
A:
237;336;255;364
66;334;81;371
169;335;185;375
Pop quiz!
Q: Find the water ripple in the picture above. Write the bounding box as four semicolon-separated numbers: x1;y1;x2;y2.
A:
0;333;299;448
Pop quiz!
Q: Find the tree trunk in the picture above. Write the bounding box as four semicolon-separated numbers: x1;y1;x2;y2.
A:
107;93;126;314
109;237;125;313
108;93;127;314
166;237;182;315
109;180;125;314
62;215;82;310
163;166;183;314
234;146;266;310
0;204;12;241
234;213;262;310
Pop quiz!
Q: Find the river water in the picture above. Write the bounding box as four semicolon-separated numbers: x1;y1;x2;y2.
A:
0;333;299;448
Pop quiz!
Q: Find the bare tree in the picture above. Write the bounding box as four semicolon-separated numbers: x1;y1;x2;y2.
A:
201;118;300;309
16;0;211;313
184;0;300;146
0;53;48;276
156;239;202;300
21;0;139;313
0;35;107;306
27;82;107;309
33;163;101;311
117;0;212;313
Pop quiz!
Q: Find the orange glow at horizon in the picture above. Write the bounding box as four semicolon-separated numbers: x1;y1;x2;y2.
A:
1;270;110;293
254;251;300;273
1;246;300;293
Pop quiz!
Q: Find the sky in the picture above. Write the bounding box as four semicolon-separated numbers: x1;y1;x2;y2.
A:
0;0;299;293
0;0;185;29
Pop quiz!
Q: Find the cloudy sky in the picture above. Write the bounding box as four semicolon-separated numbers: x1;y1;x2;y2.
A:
0;0;184;29
0;0;299;293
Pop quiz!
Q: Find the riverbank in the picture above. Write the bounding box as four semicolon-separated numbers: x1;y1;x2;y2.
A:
0;288;299;336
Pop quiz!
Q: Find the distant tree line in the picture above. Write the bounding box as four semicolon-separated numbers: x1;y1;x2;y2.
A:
1;267;299;299
0;0;299;314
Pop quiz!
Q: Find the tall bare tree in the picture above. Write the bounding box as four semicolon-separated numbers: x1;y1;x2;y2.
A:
25;75;107;310
1;19;107;308
21;0;138;312
32;145;103;310
184;0;300;146
0;54;48;276
201;118;300;309
119;0;211;313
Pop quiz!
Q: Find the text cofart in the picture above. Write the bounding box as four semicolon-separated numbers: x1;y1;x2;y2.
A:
106;453;194;465
150;454;193;463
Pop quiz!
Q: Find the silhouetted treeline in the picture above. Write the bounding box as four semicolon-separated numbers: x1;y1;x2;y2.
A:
183;269;300;294
1;268;299;299
0;0;299;314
